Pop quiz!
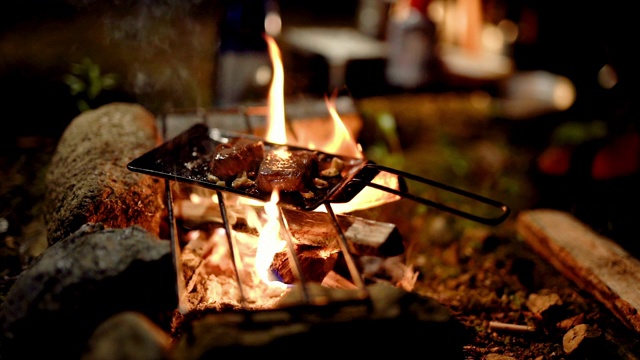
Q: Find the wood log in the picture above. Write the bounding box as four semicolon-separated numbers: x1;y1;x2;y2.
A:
173;199;404;257
284;208;404;257
43;102;166;245
321;270;358;290
269;245;339;284
516;209;640;334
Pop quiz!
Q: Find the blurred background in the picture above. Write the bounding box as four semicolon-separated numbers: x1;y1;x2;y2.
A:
1;0;638;254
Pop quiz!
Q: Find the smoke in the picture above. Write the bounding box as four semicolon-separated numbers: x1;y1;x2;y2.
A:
68;0;220;113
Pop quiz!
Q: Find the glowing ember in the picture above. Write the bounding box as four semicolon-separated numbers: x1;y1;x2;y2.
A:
194;214;288;310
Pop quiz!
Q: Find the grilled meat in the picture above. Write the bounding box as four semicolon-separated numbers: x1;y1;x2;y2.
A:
210;138;265;182
256;149;319;193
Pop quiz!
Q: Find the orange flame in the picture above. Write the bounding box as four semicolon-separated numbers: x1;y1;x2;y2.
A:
264;34;287;145
185;34;403;309
262;35;400;213
322;92;363;158
255;190;287;289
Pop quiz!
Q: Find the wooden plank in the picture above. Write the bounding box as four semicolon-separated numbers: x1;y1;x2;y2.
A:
173;199;404;257
516;209;640;333
281;208;404;257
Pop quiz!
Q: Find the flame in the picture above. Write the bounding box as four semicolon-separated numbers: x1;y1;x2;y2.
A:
263;35;364;160
262;36;400;213
255;190;287;289
320;92;364;158
264;34;287;145
189;193;203;204
186;35;403;310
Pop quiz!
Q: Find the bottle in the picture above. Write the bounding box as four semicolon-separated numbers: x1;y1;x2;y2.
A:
385;0;437;90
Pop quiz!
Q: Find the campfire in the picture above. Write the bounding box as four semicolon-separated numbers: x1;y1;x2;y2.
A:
132;35;508;316
160;35;408;313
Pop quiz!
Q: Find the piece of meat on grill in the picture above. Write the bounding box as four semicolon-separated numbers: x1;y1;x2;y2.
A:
255;149;319;193
210;138;265;182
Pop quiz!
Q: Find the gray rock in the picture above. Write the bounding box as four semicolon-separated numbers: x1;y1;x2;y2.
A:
172;282;469;358
0;224;176;360
81;311;172;360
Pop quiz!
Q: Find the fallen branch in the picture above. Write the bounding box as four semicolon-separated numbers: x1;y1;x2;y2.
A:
489;321;535;332
516;209;640;334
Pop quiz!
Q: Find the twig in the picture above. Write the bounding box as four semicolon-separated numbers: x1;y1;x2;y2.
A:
489;321;535;332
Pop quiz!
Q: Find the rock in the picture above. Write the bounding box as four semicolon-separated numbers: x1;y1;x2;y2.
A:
485;354;517;360
0;224;176;360
562;323;603;355
526;292;562;315
556;313;585;331
81;311;173;360
171;282;469;358
43;102;165;245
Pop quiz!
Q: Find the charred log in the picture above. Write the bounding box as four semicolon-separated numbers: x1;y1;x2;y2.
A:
270;245;339;284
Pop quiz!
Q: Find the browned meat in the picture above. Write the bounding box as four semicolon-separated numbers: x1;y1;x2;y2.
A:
210;138;265;181
255;149;319;193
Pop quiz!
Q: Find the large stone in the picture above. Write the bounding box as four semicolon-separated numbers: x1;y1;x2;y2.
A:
81;311;173;360
43;102;165;245
0;224;176;360
171;282;469;358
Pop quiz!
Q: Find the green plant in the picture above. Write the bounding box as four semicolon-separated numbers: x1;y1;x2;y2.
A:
63;57;119;112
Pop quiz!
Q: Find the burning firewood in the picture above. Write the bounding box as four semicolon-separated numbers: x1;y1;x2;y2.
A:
281;208;404;257
172;194;404;257
269;245;339;284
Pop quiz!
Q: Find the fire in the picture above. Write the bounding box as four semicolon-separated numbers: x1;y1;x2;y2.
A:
323;93;363;158
183;35;402;310
264;35;287;145
263;34;363;159
255;190;287;289
262;35;400;213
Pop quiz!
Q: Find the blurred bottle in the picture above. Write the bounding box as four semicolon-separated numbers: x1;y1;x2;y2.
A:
357;0;393;40
214;0;280;107
384;0;437;90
